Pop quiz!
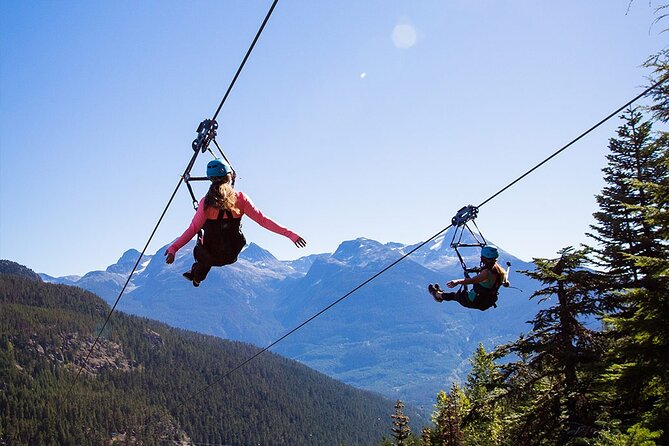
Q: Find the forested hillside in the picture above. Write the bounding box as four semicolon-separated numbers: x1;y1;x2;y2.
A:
0;269;398;445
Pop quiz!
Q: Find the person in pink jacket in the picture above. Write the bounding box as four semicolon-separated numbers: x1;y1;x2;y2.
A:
165;159;306;286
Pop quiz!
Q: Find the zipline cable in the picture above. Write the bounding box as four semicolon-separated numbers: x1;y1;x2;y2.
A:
178;77;667;408
68;175;186;392
185;0;279;200
182;225;453;406
67;0;280;394
211;0;278;122
477;78;665;209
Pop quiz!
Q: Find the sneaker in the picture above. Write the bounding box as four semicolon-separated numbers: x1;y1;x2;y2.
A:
428;284;443;303
182;271;194;282
192;279;200;287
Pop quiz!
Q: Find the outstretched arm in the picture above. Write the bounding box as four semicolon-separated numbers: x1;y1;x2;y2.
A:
238;192;306;248
446;270;490;288
164;198;208;263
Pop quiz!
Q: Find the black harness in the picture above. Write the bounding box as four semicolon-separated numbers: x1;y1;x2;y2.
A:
197;209;247;266
470;266;502;310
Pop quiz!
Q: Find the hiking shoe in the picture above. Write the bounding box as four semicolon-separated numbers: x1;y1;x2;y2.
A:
428;284;443;303
183;271;200;287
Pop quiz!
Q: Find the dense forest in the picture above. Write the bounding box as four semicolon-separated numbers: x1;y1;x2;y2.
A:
376;40;669;446
0;270;401;445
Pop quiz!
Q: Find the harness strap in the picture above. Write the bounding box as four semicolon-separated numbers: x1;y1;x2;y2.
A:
216;209;234;220
186;178;199;210
449;205;488;277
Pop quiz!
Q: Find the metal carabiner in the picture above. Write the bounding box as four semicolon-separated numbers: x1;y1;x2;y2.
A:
191;119;219;153
451;205;479;227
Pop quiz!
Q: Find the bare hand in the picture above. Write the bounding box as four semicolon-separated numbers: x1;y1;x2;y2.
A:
447;280;458;288
294;237;307;248
164;251;175;264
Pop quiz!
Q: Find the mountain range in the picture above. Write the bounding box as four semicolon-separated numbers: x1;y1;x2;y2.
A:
40;228;545;409
0;267;403;444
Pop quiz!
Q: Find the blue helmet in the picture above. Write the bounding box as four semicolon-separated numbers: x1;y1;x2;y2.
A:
481;246;499;260
206;159;232;179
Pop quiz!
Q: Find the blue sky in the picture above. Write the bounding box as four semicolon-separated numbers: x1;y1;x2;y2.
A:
1;1;667;277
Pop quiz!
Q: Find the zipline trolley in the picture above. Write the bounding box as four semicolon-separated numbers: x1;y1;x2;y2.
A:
181;118;236;210
450;205;488;278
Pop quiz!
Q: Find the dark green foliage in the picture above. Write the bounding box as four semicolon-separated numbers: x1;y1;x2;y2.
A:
582;83;669;443
588;107;661;292
0;273;391;445
462;344;503;446
492;248;606;445
595;422;663;445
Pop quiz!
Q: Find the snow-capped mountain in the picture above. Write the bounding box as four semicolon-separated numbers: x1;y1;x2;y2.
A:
41;227;541;408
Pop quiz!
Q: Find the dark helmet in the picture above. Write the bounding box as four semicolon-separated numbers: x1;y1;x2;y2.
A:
481;246;499;260
206;159;232;179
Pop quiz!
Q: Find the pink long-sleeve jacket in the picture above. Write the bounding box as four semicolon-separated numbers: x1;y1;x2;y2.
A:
166;191;300;256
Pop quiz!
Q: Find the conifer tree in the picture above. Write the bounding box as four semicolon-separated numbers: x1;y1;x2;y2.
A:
432;385;467;446
588;106;660;293
462;344;503;446
420;427;432;446
587;82;669;441
494;247;605;445
391;400;411;446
